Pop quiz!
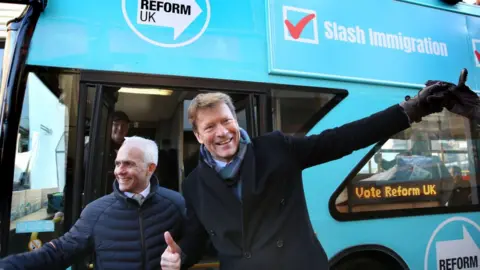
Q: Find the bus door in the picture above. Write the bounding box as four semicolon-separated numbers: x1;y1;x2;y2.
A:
82;84;118;207
69;83;117;270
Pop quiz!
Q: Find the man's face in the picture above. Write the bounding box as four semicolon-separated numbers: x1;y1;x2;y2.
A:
112;120;129;144
114;145;155;193
194;102;240;162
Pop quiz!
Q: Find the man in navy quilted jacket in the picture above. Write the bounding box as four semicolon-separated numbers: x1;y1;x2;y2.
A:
0;136;187;270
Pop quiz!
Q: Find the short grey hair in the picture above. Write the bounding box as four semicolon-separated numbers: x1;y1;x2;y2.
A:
122;136;158;166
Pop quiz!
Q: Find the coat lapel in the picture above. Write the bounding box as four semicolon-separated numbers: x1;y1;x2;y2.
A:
239;143;259;250
198;161;242;211
197;143;258;211
240;144;257;205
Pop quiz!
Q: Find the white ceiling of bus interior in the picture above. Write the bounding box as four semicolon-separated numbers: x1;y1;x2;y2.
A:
115;90;189;123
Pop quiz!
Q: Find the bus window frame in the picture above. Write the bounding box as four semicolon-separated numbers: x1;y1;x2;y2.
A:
71;83;88;227
79;70;348;97
329;119;480;222
82;84;118;206
0;3;43;257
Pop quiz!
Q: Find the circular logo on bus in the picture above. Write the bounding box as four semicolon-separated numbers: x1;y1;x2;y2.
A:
424;216;480;270
121;0;211;48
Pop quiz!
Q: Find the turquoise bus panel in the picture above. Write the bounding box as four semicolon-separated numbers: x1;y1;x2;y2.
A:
27;0;480;90
267;0;472;87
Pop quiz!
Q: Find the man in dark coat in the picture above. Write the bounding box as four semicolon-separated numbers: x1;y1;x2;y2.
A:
0;136;186;270
160;71;480;270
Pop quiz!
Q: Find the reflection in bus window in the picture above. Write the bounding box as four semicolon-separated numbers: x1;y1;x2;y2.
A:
271;89;334;136
8;72;71;255
334;109;479;215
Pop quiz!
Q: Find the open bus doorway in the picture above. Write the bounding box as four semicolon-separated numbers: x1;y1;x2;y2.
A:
79;83;263;269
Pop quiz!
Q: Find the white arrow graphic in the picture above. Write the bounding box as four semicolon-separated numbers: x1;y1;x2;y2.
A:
136;0;202;40
435;226;480;270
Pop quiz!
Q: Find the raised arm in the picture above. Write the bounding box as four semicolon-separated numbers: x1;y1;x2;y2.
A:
0;204;98;269
283;74;478;170
283;104;410;170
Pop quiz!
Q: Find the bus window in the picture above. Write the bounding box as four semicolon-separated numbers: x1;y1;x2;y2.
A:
271;89;335;136
7;72;72;255
333;109;480;217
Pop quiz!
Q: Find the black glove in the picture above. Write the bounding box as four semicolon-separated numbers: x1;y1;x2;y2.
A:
436;69;480;121
400;69;480;123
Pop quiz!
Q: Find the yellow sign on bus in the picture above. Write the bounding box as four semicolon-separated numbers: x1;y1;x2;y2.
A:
349;180;441;205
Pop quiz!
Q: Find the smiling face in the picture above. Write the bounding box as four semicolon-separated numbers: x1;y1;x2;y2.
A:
112;120;129;144
114;145;155;193
194;102;240;163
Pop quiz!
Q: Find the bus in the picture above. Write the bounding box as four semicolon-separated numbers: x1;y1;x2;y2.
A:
0;0;479;269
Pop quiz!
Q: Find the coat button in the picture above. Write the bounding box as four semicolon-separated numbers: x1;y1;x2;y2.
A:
209;230;215;236
277;240;284;248
244;252;251;258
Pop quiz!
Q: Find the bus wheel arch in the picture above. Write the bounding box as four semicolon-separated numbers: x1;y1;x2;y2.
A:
329;244;409;270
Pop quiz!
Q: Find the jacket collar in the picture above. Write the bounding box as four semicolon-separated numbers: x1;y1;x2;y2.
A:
197;143;257;209
113;175;159;206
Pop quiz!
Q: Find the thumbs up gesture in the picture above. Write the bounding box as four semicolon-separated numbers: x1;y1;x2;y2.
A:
160;231;181;270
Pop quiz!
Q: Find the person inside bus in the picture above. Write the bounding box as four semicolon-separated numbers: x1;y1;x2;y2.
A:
447;165;472;206
373;132;432;171
0;136;187;270
84;110;131;192
160;70;480;270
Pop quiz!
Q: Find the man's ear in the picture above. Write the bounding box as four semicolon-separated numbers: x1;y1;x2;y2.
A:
194;131;203;144
147;163;156;174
